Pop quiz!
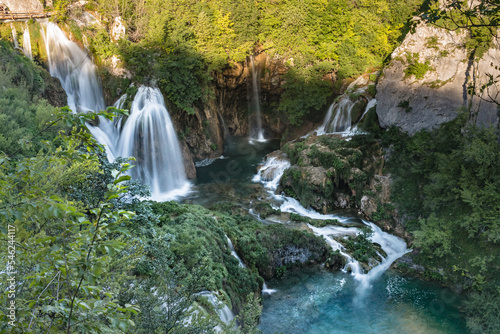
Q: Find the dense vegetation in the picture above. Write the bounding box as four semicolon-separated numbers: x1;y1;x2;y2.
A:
0;38;65;157
383;114;500;333
49;0;424;123
0;41;332;330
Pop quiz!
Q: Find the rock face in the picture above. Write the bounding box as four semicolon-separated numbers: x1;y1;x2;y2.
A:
1;0;43;11
214;52;289;139
376;21;500;134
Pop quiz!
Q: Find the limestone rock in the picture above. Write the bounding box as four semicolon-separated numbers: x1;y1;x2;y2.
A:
376;21;500;134
2;0;43;12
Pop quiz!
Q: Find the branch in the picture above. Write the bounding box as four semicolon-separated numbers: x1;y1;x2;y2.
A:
28;271;61;331
66;207;105;333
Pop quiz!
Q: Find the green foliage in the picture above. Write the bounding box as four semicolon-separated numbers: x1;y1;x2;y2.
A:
465;26;494;60
87;0;425;119
404;52;432;79
236;294;263;334
289;212;340;228
281;134;379;208
464;286;500;334
371;203;394;222
0;107;139;333
279;64;334;126
384;113;500;332
397;99;412;113
342;227;382;263
0;41;66;157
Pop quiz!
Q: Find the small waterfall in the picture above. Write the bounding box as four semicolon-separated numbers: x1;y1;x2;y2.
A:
22;24;32;60
44;22;105;113
226;235;245;268
11;24;19;49
117;87;190;200
316;86;376;136
198;291;235;325
252;152;291;191
262;283;277;295
318;95;367;134
249;56;266;143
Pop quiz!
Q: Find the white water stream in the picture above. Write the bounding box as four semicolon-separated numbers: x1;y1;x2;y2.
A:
11;24;19;49
226;235;246;268
22;24;32;60
197;291;235;325
249;56;266;143
254;156;410;300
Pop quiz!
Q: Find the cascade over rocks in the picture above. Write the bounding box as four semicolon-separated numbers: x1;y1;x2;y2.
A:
376;21;500;134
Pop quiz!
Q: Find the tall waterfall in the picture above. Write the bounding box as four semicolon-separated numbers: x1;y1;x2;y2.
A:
43;22;190;200
22;24;32;60
249;56;266;143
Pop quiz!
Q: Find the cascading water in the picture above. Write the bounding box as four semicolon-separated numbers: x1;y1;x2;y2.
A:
252;152;291;191
249;56;266;143
11;24;19;49
316;85;377;136
44;22;105;114
116;87;190;200
262;282;277;295
197;291;235;325
253;156;410;300
226;235;245;268
22;24;32;60
43;23;190;200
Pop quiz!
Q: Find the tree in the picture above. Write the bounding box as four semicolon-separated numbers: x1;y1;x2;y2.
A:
0;107;140;333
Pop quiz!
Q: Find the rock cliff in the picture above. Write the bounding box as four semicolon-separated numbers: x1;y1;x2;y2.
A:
376;21;500;134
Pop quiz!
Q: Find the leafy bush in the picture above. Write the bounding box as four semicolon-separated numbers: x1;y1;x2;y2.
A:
404;52;432;79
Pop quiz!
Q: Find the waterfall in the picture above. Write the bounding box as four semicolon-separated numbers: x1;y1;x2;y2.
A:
43;22;190;200
22;24;32;60
249;56;266;143
316;86;376;136
262;283;277;295
117;87;190;200
226;236;245;268
197;291;235;325
281;201;410;301
11;24;19;49
252;153;291;191
317;95;367;134
44;22;105;113
253;157;409;301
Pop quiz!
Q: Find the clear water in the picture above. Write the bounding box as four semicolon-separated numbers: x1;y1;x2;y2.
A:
259;267;467;334
183;137;279;207
191;138;468;334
